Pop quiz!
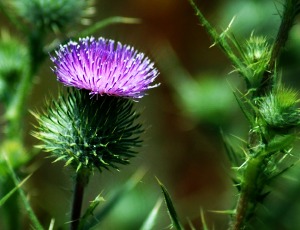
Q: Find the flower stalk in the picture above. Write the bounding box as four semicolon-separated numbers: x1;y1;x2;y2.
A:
71;169;90;230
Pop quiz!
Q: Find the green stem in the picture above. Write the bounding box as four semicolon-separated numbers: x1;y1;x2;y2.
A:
231;1;300;228
257;0;299;96
4;152;44;230
70;169;90;230
230;157;264;230
5;29;45;139
269;0;299;71
188;0;244;74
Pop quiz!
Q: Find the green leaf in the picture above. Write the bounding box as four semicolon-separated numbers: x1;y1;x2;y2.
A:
140;198;163;230
82;168;146;229
200;208;209;230
0;173;31;207
266;134;295;154
210;209;235;215
48;218;55;230
46;16;141;53
233;91;255;125
186;218;196;230
78;16;141;38
3;152;44;230
188;0;243;71
78;193;105;230
220;130;241;168
156;177;184;230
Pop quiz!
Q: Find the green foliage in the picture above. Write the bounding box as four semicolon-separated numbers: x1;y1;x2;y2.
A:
78;193;105;229
4;153;44;230
0;0;156;229
200;209;213;230
82;168;146;229
190;0;300;229
5;0;94;32
157;178;183;230
32;88;143;172
140;198;163;230
0;174;31;207
0;32;28;105
157;44;236;126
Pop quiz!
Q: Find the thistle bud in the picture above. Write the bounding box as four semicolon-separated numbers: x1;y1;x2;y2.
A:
7;0;94;32
259;86;300;130
242;35;271;89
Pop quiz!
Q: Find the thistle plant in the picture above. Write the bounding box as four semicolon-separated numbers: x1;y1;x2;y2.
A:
33;36;159;229
3;0;300;229
0;0;158;229
136;0;300;229
167;0;300;229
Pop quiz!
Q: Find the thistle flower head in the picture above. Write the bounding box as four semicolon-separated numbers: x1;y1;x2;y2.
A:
50;37;159;98
32;89;143;172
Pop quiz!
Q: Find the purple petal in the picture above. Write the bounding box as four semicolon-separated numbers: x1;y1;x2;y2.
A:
50;37;160;98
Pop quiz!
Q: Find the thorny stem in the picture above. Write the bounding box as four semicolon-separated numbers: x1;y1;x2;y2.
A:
189;0;300;229
256;0;300;96
269;0;299;71
230;157;265;230
231;1;300;229
70;169;90;230
188;0;244;70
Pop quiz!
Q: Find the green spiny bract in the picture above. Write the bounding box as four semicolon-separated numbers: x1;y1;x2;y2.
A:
259;86;300;130
7;0;94;32
32;89;143;172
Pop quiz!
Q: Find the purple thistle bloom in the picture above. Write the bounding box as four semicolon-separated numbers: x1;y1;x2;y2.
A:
50;37;159;98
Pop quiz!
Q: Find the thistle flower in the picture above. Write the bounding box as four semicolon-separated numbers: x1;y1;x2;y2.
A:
50;37;159;98
33;37;159;171
32;89;143;172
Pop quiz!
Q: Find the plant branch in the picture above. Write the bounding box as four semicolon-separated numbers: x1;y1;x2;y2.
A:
189;0;244;72
230;157;264;230
4;152;44;230
258;0;300;96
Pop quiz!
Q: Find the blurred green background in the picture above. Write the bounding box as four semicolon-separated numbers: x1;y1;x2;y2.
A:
2;0;300;229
